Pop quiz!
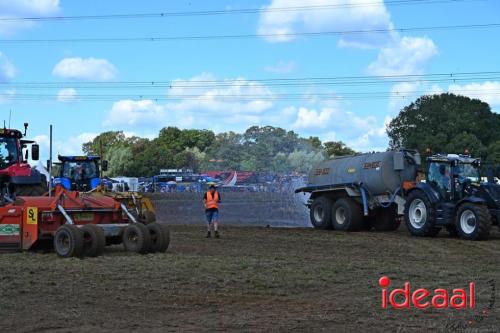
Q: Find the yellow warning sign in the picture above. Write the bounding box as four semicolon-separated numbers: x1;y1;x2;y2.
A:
26;207;38;225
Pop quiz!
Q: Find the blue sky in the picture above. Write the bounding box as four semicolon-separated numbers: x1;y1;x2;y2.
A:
0;0;499;159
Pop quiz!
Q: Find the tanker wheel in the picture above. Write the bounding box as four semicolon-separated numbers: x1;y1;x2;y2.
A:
54;225;84;258
309;196;333;229
81;224;105;257
373;206;401;232
455;203;491;241
404;191;441;237
122;223;151;254
331;198;363;231
147;222;170;253
141;210;157;224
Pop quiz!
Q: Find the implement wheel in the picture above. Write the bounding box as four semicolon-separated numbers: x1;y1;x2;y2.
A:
147;222;170;253
122;223;151;254
81;224;105;257
309;196;332;229
331;198;363;231
54;225;84;258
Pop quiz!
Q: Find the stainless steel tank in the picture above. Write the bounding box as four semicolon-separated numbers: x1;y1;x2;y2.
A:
308;150;420;196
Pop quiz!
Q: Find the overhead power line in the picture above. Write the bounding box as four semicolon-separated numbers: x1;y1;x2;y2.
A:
3;89;500;102
2;71;500;88
0;0;485;22
1;23;499;44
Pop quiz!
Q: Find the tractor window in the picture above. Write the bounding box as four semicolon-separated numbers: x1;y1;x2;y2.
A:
455;163;480;183
62;161;98;181
0;137;18;169
428;162;451;198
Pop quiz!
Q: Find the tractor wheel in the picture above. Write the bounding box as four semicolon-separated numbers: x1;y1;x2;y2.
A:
81;224;105;257
147;222;170;253
122;223;151;254
373;206;401;231
309;196;333;229
141;210;157;224
15;184;47;197
404;191;441;237
331;198;363;231
54;225;84;258
455;203;491;240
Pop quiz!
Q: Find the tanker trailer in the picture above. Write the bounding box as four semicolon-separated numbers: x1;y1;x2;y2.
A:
295;150;421;231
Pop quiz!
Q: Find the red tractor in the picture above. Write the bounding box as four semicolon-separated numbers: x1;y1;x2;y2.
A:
0;123;47;198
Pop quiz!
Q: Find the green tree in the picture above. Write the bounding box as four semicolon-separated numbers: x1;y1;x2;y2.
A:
323;141;356;158
387;93;500;158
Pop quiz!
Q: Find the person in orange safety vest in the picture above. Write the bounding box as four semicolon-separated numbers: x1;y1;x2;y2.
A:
203;184;221;238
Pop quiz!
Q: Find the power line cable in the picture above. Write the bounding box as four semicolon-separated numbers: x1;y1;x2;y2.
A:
2;71;500;88
1;23;499;44
0;0;485;22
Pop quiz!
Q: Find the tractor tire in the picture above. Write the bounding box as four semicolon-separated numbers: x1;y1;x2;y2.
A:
147;222;170;253
404;190;441;237
81;224;105;257
331;198;363;231
15;184;47;197
309;196;333;229
158;223;171;251
141;210;157;224
455;203;491;240
54;225;84;258
373;206;401;231
122;223;151;254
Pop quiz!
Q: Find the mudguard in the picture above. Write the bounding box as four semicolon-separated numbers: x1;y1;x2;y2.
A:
10;169;43;185
411;182;441;204
457;196;486;206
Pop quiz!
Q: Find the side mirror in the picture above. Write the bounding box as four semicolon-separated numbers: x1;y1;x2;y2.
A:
31;144;39;161
101;160;108;172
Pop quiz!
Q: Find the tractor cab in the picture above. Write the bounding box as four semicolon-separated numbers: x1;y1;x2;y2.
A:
54;155;108;192
0;125;45;199
426;154;481;202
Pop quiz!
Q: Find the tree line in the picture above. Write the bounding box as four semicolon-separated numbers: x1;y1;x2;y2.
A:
83;126;355;177
83;93;500;177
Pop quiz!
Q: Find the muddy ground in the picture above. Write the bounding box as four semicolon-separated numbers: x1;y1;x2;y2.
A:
1;222;500;332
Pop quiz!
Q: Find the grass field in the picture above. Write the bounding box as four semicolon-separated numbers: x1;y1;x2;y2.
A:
1;224;499;332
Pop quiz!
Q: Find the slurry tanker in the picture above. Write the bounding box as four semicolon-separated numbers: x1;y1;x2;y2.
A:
296;150;500;240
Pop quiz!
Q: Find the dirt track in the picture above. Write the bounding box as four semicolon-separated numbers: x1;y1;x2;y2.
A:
1;223;500;332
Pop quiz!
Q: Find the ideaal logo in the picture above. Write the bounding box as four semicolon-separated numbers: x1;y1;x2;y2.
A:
379;276;475;309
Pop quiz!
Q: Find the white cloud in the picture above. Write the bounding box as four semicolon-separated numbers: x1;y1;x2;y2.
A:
56;88;78;102
0;52;16;81
367;36;438;76
104;100;166;127
258;0;395;48
265;60;296;74
166;73;274;115
52;57;117;81
448;81;500;107
293;107;335;129
0;0;61;36
101;74;275;131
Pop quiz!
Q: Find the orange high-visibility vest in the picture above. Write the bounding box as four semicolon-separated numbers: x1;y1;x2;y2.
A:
205;191;219;209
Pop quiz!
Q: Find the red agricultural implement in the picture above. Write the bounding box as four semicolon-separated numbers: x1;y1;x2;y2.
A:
0;185;169;257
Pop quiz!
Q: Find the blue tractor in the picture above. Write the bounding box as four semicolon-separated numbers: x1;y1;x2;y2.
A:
54;155;108;192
